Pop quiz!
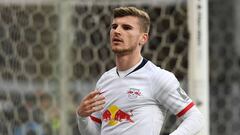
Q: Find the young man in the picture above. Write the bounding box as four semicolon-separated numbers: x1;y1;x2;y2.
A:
77;7;203;135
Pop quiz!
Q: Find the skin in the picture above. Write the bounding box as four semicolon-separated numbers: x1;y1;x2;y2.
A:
77;16;149;117
111;16;148;71
77;90;105;117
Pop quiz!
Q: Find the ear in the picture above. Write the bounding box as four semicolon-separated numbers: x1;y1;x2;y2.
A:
140;33;149;46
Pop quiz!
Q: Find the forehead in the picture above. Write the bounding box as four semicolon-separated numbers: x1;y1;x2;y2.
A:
112;16;140;26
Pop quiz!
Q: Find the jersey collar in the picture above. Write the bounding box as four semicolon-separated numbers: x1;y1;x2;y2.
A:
116;58;148;77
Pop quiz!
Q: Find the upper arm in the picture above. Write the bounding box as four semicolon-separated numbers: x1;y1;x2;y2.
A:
152;70;194;116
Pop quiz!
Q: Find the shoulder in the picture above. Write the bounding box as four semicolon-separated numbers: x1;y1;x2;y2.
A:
145;61;179;89
145;61;176;80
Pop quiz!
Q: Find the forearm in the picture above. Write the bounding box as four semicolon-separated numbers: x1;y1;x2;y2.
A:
77;114;101;135
170;106;204;135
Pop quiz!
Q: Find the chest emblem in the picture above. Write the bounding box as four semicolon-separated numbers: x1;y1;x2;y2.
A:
102;105;134;126
127;88;142;99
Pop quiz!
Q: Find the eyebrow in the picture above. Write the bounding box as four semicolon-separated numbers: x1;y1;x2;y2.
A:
111;23;117;26
122;24;133;28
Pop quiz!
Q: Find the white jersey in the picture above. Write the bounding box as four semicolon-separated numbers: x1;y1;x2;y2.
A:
89;58;194;135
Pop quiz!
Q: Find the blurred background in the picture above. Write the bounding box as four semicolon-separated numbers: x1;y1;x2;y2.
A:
0;0;239;135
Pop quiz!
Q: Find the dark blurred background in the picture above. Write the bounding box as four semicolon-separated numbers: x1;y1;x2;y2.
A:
0;0;239;135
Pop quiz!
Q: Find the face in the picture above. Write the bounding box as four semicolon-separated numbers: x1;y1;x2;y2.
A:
110;16;148;55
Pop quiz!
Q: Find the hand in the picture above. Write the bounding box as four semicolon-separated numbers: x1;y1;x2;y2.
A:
77;90;105;117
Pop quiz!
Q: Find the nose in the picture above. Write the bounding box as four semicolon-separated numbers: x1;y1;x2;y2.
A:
113;26;121;35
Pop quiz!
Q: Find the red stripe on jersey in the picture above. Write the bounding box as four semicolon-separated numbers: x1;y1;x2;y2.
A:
90;115;102;124
177;102;195;117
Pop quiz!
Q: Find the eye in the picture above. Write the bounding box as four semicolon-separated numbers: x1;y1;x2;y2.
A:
111;24;118;29
122;25;132;30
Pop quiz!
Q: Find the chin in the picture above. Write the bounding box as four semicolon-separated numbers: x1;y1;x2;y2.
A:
112;48;124;53
112;47;123;53
112;48;132;55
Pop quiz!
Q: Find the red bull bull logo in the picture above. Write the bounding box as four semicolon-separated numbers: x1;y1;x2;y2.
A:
102;105;134;126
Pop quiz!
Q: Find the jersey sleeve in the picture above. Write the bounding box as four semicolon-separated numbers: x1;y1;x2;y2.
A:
77;114;101;135
152;69;194;117
76;79;103;135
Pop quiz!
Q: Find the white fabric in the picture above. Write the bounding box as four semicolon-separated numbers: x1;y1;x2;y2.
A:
170;106;204;135
77;59;203;135
76;114;100;135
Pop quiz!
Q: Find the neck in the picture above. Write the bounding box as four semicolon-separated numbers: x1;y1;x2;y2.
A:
115;51;142;71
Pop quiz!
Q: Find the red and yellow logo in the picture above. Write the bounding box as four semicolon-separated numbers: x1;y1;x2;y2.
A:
102;105;134;126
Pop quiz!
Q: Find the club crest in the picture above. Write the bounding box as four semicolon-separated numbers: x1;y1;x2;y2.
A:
127;88;142;99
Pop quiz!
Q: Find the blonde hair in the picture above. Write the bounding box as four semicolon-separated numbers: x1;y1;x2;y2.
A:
113;7;150;33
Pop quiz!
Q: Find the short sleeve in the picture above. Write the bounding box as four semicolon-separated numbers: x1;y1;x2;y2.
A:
153;70;194;117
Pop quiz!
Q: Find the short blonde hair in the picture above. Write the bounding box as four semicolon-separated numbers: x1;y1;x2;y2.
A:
113;7;150;33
